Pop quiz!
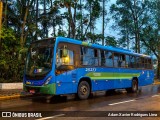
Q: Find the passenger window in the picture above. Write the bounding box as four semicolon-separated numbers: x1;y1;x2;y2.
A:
113;53;119;67
141;57;145;68
126;55;130;68
81;47;99;66
119;54;126;67
101;51;105;66
147;58;152;69
130;56;136;68
136;57;141;68
105;51;113;67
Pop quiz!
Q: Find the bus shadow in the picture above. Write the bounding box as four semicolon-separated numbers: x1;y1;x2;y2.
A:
30;89;142;104
31;95;68;104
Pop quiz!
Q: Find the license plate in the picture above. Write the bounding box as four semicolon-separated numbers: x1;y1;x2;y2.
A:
29;90;35;94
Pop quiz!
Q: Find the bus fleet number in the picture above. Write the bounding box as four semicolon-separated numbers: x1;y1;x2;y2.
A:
85;68;96;72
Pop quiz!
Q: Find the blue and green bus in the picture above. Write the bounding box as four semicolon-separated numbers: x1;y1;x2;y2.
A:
23;37;154;99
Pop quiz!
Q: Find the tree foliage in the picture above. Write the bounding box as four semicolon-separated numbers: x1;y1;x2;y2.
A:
0;26;24;82
110;0;150;53
110;0;160;78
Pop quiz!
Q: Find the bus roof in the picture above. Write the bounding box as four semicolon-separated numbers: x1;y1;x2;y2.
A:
57;37;152;58
34;36;150;59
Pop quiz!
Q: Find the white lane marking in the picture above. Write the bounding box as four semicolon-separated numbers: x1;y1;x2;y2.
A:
109;99;136;106
36;114;65;120
152;95;160;97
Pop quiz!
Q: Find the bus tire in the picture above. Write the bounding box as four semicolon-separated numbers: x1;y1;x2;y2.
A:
77;81;90;100
126;79;138;93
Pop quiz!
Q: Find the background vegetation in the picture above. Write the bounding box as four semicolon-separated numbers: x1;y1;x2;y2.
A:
0;0;160;83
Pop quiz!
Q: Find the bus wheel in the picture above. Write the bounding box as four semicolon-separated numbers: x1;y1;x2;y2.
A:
126;79;138;93
78;81;90;100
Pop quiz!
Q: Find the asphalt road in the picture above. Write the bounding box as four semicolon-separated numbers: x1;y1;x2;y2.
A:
0;84;160;120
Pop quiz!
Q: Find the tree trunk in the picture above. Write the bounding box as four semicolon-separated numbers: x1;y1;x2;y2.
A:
102;0;105;46
4;0;8;27
157;58;160;79
73;1;77;39
157;44;160;79
132;0;140;53
68;16;71;37
35;0;38;41
0;1;3;53
43;0;48;38
80;0;83;39
68;3;75;38
20;1;29;48
89;2;92;33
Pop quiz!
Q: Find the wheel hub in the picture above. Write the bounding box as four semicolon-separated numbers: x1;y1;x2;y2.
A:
80;86;87;95
133;82;137;91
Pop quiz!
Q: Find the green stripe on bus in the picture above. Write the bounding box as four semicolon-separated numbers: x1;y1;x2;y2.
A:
85;72;140;80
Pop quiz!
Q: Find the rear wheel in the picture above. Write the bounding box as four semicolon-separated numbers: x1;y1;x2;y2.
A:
126;79;138;93
77;81;90;100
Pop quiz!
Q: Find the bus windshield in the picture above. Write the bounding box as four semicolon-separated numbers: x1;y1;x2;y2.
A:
25;40;54;77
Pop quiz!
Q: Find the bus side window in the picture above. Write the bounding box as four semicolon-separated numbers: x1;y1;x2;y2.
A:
81;47;101;66
87;48;94;65
94;49;99;66
148;58;152;69
101;50;105;66
145;58;148;69
105;51;113;67
113;53;119;67
81;47;95;66
125;55;130;68
130;56;135;68
136;57;140;68
80;47;88;65
141;57;145;69
98;50;101;66
119;54;126;67
80;47;83;65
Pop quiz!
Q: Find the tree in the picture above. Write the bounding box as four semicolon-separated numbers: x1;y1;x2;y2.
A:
101;0;109;46
0;1;3;53
105;36;117;47
110;0;150;53
102;0;105;46
84;0;101;42
20;0;30;49
140;0;160;78
0;27;23;82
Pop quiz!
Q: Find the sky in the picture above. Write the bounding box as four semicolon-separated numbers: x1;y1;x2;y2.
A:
96;0;118;38
47;0;118;40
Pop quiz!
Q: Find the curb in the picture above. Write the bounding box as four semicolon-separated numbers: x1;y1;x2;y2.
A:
0;94;32;101
153;81;160;85
0;94;21;100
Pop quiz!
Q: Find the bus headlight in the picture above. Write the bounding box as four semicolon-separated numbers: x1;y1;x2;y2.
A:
44;76;52;85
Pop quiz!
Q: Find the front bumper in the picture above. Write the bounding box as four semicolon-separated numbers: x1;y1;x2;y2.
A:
23;83;56;95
